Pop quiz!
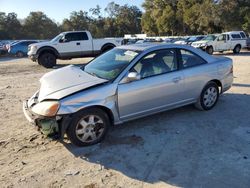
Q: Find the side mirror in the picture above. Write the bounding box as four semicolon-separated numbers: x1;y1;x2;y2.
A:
59;38;68;43
121;72;141;83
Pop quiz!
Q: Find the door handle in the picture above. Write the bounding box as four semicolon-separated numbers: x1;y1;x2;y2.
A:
76;42;80;45
172;77;181;83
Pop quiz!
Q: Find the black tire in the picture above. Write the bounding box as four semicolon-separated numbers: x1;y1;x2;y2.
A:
16;51;24;57
101;45;115;54
66;108;110;146
206;46;213;55
38;52;56;68
195;82;219;111
233;44;241;54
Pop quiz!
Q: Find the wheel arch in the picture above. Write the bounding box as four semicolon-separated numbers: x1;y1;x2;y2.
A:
37;46;59;58
101;43;116;53
60;105;115;139
234;44;241;50
207;79;222;93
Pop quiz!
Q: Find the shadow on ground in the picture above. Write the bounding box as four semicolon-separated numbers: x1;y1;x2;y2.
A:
63;93;250;187
213;50;250;56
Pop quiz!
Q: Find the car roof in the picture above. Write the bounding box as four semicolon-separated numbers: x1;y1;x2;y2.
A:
117;43;217;62
62;31;87;35
117;43;203;51
223;31;245;34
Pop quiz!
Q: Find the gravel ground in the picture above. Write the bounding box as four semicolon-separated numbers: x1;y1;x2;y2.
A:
0;52;250;188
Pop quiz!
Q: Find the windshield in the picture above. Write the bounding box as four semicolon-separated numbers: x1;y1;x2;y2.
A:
187;36;198;41
51;34;63;42
83;48;139;81
203;35;215;41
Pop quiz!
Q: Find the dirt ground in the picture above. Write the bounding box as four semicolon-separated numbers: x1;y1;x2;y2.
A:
0;51;250;188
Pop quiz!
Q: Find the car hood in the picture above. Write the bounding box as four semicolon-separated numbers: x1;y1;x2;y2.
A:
38;65;108;101
192;40;210;45
29;41;55;47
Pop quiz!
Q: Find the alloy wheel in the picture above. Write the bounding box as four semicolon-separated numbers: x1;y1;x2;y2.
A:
75;115;105;143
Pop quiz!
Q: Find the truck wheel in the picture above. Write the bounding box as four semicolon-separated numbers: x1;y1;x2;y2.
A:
66;108;110;146
38;53;56;68
233;45;241;54
206;46;213;55
101;45;115;54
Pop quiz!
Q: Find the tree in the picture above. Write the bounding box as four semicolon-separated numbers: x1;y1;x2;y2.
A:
0;12;23;39
61;10;90;32
23;12;59;39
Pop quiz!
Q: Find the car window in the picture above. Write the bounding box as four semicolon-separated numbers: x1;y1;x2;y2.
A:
240;32;246;38
131;49;177;79
218;34;227;41
231;34;241;39
65;32;88;41
180;49;207;68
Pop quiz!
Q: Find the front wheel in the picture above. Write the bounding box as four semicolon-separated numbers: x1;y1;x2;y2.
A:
38;53;56;68
195;82;219;111
66;108;110;146
206;46;213;55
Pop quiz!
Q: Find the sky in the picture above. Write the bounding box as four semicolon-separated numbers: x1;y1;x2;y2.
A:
0;0;144;23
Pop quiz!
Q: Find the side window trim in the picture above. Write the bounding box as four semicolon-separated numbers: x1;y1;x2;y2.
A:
177;48;208;70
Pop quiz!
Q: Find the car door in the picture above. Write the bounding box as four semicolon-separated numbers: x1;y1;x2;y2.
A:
57;32;92;57
178;49;212;100
117;49;186;120
215;34;228;51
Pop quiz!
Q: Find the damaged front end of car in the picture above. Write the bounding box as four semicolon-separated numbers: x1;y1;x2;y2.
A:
23;91;62;137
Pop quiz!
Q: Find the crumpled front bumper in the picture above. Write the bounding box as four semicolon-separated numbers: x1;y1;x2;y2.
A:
23;100;59;136
23;100;36;124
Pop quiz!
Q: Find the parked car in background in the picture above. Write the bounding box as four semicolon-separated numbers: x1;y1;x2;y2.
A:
23;43;233;146
186;36;204;45
0;43;6;55
0;40;12;55
191;34;217;51
135;38;158;44
162;38;184;44
28;30;123;68
8;40;39;57
174;37;190;45
197;31;247;54
5;40;19;52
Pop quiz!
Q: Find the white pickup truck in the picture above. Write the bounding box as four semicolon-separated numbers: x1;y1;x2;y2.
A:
28;31;123;68
191;31;247;54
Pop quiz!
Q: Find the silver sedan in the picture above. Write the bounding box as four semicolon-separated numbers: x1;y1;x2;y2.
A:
23;44;233;146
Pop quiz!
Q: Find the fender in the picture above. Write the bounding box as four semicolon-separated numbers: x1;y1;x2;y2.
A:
37;46;60;57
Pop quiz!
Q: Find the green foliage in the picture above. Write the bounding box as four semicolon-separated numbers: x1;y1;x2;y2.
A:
142;0;250;35
23;12;59;39
0;1;249;40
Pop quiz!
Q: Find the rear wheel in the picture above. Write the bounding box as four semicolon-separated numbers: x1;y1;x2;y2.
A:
233;45;241;54
66;108;110;146
16;51;24;57
195;82;219;111
206;46;213;55
38;52;56;68
101;45;115;54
